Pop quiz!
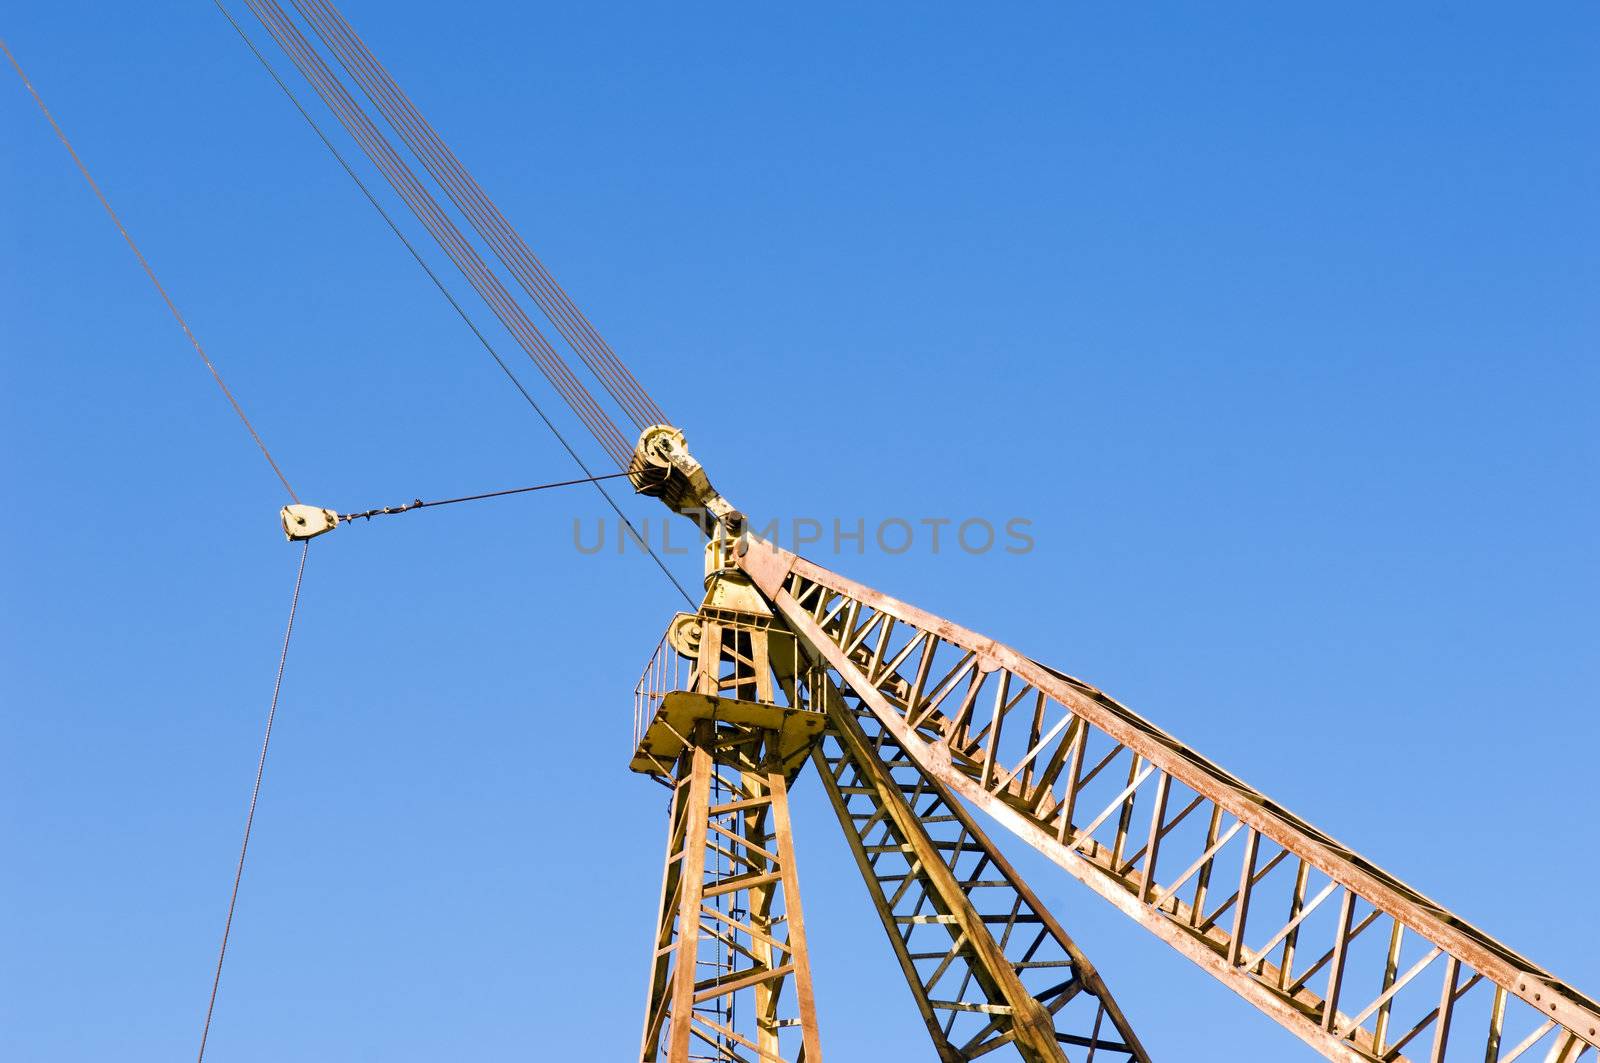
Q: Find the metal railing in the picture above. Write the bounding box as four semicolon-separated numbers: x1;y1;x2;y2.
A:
633;630;695;752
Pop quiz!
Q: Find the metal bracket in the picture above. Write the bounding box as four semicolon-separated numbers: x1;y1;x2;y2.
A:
626;424;744;536
281;504;339;542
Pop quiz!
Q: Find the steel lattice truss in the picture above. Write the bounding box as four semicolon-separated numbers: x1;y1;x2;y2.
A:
620;425;1598;1063
712;541;1600;1063
813;701;1147;1061
641;717;822;1062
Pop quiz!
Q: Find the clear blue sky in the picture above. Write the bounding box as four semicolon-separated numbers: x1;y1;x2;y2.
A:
3;3;1595;1060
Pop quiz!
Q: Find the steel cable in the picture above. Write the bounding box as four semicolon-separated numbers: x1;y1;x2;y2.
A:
2;37;300;503
337;469;635;522
195;540;311;1062
241;0;633;468
213;0;696;606
289;0;668;431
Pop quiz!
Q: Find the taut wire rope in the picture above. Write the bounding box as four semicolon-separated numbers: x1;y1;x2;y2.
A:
212;0;695;606
195;541;311;1063
1;37;300;503
291;0;668;430
337;469;635;522
240;0;634;467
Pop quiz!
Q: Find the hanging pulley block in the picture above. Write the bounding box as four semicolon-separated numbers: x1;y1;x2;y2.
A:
281;504;339;542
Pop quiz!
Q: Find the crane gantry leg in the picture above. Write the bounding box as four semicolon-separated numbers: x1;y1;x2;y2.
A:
639;716;823;1062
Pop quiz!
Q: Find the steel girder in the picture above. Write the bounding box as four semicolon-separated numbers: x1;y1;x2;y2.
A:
738;541;1599;1063
811;696;1149;1062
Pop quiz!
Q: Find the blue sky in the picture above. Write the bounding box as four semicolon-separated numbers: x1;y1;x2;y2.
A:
2;3;1596;1060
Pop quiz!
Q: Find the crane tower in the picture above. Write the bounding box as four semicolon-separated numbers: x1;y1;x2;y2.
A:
622;426;1600;1063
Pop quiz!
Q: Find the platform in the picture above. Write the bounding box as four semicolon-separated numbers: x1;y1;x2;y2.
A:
628;691;827;776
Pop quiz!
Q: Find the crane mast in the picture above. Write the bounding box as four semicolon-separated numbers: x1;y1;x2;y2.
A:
627;426;1600;1063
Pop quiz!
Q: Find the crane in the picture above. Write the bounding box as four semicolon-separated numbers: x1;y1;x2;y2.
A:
614;427;1600;1063
7;3;1594;1061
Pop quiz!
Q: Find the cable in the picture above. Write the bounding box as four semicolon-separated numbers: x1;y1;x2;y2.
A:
213;1;695;607
291;0;669;431
195;540;311;1062
306;3;665;430
338;469;635;522
240;0;634;468
1;37;299;504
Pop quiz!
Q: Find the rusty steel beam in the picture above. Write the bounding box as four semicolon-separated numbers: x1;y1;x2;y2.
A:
810;696;1150;1062
737;540;1599;1063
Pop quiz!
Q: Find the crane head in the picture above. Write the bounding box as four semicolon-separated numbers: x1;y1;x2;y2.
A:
627;424;744;539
